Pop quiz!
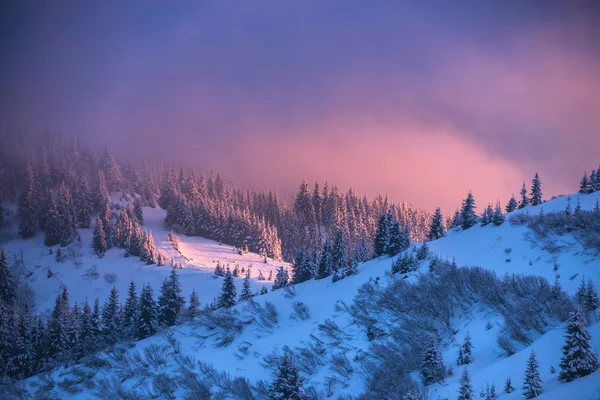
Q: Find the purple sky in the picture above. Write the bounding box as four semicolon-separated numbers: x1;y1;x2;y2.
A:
1;1;599;211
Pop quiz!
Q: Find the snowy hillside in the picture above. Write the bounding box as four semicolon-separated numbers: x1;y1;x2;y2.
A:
13;191;600;399
2;205;289;314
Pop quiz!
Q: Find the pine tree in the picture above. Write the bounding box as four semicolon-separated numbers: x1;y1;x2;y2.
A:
427;208;445;240
47;287;71;362
504;377;514;393
481;203;493;226
102;286;121;344
268;354;304;400
93;217;108;257
44;204;62;246
530;173;543;206
505;195;518;213
565;196;572;216
492;201;505;226
74;175;93;228
18;165;39;238
522;350;542;399
158;268;184;326
459;331;473;365
420;336;445;386
580;172;591;194
100;202;114;249
591;170;598;192
457;368;473;400
57;182;77;246
373;212;390;257
316;241;332;279
136;284;157;340
387;220;409;255
133;197;144;225
0;248;15;306
122;281;138;337
518;182;530;209
585;279;599;313
188;289;200;318
558;310;599;382
292;249;311;284
239;269;253;303
273;266;289;290
218;267;237;308
460;192;477;230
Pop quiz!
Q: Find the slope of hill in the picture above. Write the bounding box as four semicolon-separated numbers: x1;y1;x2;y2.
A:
13;192;600;399
2;205;289;314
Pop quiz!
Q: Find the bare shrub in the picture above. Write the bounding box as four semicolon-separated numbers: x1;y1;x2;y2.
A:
143;344;170;369
152;373;176;399
283;285;297;299
198;309;244;348
103;272;117;284
330;352;354;380
84;265;99;281
290;301;310;321
497;334;515;356
247;300;278;329
94;376;139;400
294;337;327;375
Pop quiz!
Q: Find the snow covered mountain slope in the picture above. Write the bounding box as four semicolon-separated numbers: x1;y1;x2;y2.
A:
3;206;288;314
16;192;600;399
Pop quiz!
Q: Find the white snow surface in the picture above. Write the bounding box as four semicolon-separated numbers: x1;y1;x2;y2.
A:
12;191;600;398
4;206;288;315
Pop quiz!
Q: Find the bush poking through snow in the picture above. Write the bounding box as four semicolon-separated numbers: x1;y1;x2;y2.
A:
247;300;278;329
290;301;310;321
103;272;117;284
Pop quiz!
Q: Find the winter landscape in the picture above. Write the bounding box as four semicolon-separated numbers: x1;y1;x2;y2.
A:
1;2;600;400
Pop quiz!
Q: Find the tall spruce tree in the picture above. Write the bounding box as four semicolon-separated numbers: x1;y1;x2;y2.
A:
316;241;332;279
530;173;543;206
420;336;445;386
74;175;93;228
492;201;505;226
428;208;445;240
457;368;473;400
460;192;477;230
522;350;542;399
505;195;518;213
44;204;62;246
57;182;77;246
18;165;39;238
558;310;599;382
268;354;304;400
101;286;121;344
273;266;290;290
158;268;184;326
218;267;237;308
136;284;157;340
580;172;591;194
519;182;530;209
188;289;200;318
239;269;253;303
122;281;138;337
92;217;108;257
292;249;312;284
374;212;390;257
0;247;15;306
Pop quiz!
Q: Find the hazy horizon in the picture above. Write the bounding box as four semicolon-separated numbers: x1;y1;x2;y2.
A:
2;1;599;211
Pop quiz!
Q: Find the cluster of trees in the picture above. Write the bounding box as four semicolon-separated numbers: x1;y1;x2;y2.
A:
443;172;543;234
92;201;162;266
579;167;600;194
421;308;598;400
0;258;197;381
